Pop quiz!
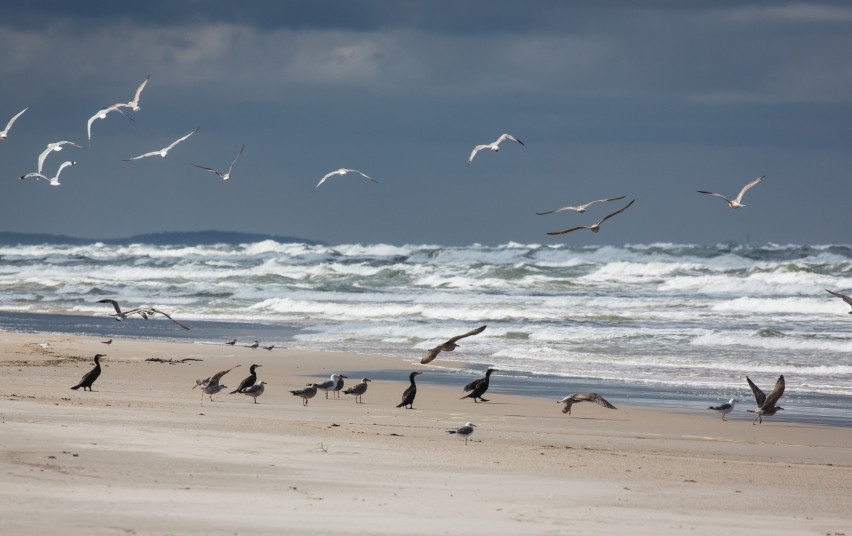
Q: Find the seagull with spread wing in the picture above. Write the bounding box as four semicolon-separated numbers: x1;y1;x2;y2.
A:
1;107;27;140
547;199;635;235
698;175;765;209
193;144;244;181
124;127;198;161
537;195;626;215
421;325;487;364
467;133;524;166
315;168;379;188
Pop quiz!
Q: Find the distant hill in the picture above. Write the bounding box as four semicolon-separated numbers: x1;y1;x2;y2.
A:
0;231;323;246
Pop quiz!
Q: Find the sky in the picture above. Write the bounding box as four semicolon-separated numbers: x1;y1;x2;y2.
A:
0;1;851;247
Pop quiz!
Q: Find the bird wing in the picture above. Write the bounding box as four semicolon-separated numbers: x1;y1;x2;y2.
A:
733;175;765;204
37;147;52;173
124;151;159;161
21;172;47;181
420;345;443;364
547;225;589;236
54;161;75;179
826;289;852;308
129;75;150;106
97;299;123;315
227;144;245;173
763;375;785;408
3;107;27;132
697;190;733;204
150;308;190;330
463;377;483;392
497;133;524;146
445;325;487;345
164;127;200;152
594;198;635;227
351;169;379;183
746;376;766;407
209;365;240;386
536;205;580;215
316;169;343;188
467;145;488;166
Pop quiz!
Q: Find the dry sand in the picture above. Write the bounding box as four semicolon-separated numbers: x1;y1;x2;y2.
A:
1;331;850;535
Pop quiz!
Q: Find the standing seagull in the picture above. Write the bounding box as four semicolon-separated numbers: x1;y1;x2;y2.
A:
825;289;852;313
537;196;627;215
317;374;347;399
20;160;76;186
242;381;266;404
70;354;105;391
86;103;134;145
461;368;498;403
121;74;151;112
558;393;617;415
547;199;635;235
420;325;487;364
467;133;524;166
291;383;319;406
447;422;476;445
396;371;422;409
123;127;198;161
97;299;190;330
708;398;739;421
343;378;371;403
193;144;245;181
230;364;262;394
37;141;84;174
225;339;237;346
0;107;27;140
315;168;379;188
193;365;240;401
698;175;765;209
746;375;785;424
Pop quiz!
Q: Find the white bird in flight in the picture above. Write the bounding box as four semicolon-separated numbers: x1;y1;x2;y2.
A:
86;103;134;145
697;175;766;209
121;75;150;112
193;144;245;181
537;195;627;215
37;140;84;174
315;168;379;188
467;133;524;166
1;107;28;140
20;160;76;186
547;199;635;235
123;127;199;161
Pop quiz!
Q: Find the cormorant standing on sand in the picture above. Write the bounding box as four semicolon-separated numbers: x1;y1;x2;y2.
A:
461;368;498;402
343;378;371;403
71;354;105;391
231;364;262;394
396;371;422;409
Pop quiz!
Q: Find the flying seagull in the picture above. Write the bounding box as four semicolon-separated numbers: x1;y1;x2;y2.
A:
20;160;76;186
97;299;190;330
121;74;150;112
557;393;617;415
746;375;785;424
421;325;487;364
708;398;739;421
70;354;105;391
37;141;84;174
698;175;765;209
193;144;245;181
315;168;379;188
86;103;134;144
461;368;498;403
467;133;524;166
343;378;371;403
537;195;627;215
447;422;476;444
825;289;852;313
547;199;635;235
123;127;198;161
0;107;27;140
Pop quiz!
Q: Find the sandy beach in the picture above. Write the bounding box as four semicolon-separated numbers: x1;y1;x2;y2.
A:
1;331;850;535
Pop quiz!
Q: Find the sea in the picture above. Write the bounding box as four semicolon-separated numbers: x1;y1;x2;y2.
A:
1;237;851;427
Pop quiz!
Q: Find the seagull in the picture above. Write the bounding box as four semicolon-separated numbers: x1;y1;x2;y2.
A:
96;299;190;330
537;196;627;215
20;160;76;186
86;103;134;145
746;375;785;424
121;74;150;112
101;339;112;345
447;422;476;444
343;378;371;403
698;175;765;209
247;340;259;349
37;141;84;174
825;289;852;313
461;368;498;403
70;354;105;391
317;374;347;399
396;371;422;409
1;107;27;140
315;168;379;188
193;144;244;181
708;398;739;421
225;339;237;346
194;365;240;401
123;127;198;161
467;133;524;166
421;325;487;364
262;345;275;351
291;383;319;406
557;393;617;415
547;199;635;235
242;381;266;404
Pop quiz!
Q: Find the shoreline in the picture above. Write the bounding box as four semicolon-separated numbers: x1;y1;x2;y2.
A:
1;331;851;534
